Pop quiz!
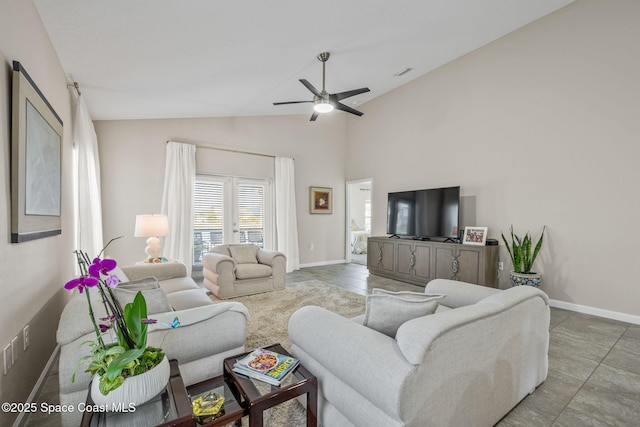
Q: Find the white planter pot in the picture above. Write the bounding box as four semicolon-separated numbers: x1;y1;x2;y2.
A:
509;271;542;287
90;356;170;410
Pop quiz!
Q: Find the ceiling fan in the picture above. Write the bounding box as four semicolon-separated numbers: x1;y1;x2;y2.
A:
273;52;370;121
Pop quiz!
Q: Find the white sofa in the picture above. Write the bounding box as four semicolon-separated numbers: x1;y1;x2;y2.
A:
288;279;550;427
202;244;286;299
57;262;248;426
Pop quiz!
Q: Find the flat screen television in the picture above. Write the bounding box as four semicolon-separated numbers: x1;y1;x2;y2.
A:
386;186;460;239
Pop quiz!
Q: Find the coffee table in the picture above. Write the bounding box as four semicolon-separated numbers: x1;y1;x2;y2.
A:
223;343;318;427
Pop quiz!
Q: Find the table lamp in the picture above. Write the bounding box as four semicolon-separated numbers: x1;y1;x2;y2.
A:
134;214;169;262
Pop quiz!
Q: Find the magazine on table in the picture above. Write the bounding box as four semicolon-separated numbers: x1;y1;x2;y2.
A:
233;348;300;386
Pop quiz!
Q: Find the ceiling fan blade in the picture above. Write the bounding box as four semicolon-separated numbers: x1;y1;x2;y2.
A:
334;102;364;116
299;79;321;97
310;111;319;121
333;87;370;101
273;101;313;105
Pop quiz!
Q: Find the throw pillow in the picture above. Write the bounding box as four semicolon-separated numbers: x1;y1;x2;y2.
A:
113;287;172;315
229;245;258;264
110;267;130;284
115;276;159;291
363;289;445;338
371;288;444;300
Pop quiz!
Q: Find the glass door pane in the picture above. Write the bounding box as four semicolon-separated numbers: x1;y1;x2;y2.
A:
193;179;225;263
235;183;265;248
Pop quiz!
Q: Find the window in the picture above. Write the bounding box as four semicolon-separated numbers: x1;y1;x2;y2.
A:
193;176;272;263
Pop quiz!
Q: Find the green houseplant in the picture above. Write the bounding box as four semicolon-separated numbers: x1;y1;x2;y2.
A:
64;238;177;406
501;226;546;287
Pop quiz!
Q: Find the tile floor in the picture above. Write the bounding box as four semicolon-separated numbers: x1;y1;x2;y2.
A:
21;263;640;426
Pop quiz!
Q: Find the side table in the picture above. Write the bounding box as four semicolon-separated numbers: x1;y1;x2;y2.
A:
223;343;318;427
80;359;193;427
81;359;245;427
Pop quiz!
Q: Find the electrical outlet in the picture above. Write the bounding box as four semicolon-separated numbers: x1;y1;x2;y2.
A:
11;337;18;365
498;262;504;271
23;325;30;351
3;344;10;374
309;243;315;251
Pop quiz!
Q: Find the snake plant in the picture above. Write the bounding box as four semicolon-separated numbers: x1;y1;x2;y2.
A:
501;226;546;274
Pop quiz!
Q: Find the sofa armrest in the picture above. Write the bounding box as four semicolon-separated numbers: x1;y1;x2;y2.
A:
148;302;248;329
289;306;413;417
58;302;249;397
147;302;248;364
121;262;187;282
57;288;108;345
425;278;501;308
256;249;285;267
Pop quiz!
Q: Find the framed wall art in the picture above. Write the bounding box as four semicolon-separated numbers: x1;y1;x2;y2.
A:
309;186;332;214
462;226;488;246
11;61;63;243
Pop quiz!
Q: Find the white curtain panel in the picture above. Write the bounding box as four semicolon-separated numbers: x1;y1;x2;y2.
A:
275;157;300;272
161;142;196;275
73;94;104;257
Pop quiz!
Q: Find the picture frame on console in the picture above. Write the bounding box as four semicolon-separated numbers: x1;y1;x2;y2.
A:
310;186;332;214
11;61;63;243
463;226;488;246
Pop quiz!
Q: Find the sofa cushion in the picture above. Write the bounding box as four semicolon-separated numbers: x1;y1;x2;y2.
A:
363;289;445;337
159;276;200;294
113;287;173;315
235;263;272;280
121;262;187;282
229;245;258;264
166;289;214;311
212;245;232;257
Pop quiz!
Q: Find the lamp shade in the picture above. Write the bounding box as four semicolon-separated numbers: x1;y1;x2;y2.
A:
134;214;169;238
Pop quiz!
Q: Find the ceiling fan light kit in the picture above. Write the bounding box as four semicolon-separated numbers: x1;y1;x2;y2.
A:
314;99;334;113
274;51;370;121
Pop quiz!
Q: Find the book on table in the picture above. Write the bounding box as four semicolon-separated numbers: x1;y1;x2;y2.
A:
232;348;300;386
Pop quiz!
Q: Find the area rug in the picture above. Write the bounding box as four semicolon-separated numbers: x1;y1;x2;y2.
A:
210;279;366;350
209;280;366;426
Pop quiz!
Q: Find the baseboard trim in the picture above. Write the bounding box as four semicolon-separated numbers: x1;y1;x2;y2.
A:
299;259;348;268
12;344;60;427
550;299;640;325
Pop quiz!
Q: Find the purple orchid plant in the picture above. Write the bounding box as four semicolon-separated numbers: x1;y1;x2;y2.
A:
65;237;175;395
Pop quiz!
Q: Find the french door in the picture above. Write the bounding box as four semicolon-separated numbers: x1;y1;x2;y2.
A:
193;175;273;263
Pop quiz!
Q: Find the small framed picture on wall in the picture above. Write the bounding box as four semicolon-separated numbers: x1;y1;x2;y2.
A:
309;186;332;214
462;226;488;246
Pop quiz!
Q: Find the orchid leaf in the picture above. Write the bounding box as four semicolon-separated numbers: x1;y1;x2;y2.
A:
124;291;148;349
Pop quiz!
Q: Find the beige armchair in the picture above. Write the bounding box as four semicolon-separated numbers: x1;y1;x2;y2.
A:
202;244;286;299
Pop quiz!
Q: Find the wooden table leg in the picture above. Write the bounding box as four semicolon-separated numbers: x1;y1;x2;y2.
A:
307;377;318;427
249;406;263;427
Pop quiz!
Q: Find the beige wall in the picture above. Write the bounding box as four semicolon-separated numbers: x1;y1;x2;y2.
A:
97;0;640;320
0;1;75;423
95;114;348;266
346;0;640;318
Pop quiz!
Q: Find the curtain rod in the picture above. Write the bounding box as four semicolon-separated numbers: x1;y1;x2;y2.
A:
67;81;81;96
166;141;288;159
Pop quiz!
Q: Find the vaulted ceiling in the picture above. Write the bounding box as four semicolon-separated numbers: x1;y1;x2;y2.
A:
34;0;574;120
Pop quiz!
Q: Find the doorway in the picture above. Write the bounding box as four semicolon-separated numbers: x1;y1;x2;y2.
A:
346;179;372;265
